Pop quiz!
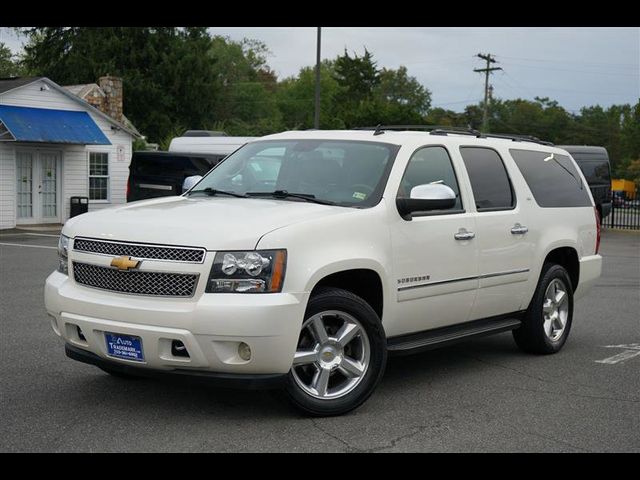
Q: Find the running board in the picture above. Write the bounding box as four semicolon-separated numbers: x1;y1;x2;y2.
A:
387;313;524;355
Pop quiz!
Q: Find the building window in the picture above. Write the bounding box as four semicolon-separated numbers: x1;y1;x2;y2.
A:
89;152;109;201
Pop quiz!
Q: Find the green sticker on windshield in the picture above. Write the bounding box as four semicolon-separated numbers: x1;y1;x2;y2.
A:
352;192;367;200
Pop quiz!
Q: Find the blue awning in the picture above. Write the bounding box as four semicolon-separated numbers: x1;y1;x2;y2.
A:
0;105;111;145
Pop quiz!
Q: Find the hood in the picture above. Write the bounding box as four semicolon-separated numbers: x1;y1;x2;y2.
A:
63;195;351;250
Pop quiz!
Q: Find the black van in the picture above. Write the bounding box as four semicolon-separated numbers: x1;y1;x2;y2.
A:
127;151;225;202
558;145;612;220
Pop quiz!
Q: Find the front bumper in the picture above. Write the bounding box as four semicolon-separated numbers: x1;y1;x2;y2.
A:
65;343;286;389
46;270;309;376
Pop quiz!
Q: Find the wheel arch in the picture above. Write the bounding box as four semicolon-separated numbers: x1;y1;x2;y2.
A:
307;265;386;321
543;246;580;292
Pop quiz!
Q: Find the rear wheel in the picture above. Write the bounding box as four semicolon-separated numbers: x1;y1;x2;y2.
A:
513;263;573;354
285;287;387;416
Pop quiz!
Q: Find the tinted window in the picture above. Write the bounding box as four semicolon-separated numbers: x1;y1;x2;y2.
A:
575;160;611;185
510;149;592;208
460;147;514;211
131;153;223;177
398;146;462;211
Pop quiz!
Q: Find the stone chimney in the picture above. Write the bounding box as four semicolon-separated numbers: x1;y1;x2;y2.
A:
98;75;123;123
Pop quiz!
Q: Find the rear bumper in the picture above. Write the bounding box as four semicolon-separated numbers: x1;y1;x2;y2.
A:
65;343;286;389
575;254;602;300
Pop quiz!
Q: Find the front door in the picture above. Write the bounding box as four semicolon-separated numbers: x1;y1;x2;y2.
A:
16;150;61;225
389;145;479;337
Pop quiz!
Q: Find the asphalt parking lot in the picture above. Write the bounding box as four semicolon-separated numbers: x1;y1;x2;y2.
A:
0;228;638;452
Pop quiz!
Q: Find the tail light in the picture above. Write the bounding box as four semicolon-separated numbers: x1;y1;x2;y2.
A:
594;207;601;254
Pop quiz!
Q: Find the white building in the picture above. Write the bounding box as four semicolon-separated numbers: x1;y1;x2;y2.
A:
0;76;141;229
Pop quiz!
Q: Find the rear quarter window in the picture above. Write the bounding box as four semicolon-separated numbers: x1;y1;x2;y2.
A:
509;149;592;208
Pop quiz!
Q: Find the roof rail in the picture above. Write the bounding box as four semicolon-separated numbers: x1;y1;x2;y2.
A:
479;132;554;146
352;125;553;146
353;125;465;132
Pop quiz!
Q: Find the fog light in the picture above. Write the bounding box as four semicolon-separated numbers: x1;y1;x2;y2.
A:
171;340;190;358
238;342;251;361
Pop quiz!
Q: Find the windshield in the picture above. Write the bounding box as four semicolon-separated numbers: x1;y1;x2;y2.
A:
188;139;399;207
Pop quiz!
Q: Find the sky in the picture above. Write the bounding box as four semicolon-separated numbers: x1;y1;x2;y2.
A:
2;27;638;113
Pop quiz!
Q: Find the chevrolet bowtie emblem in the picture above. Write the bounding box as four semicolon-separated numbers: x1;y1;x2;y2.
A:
110;256;140;271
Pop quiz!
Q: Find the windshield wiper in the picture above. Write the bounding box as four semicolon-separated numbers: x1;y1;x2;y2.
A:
246;190;336;205
188;187;248;198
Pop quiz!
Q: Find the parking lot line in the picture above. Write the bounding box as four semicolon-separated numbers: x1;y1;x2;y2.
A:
0;242;57;250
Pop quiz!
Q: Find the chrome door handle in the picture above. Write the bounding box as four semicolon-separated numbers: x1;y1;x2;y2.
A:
454;228;475;241
511;223;528;235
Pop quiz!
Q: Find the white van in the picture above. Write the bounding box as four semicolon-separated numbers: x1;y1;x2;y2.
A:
168;130;258;156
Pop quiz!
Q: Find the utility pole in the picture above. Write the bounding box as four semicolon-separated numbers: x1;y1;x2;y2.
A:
474;53;502;132
314;27;322;130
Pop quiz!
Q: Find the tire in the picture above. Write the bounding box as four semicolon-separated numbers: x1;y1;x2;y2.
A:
285;287;387;416
513;263;574;354
98;365;143;380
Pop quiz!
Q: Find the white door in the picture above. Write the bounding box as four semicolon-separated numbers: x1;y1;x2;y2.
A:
16;150;61;225
389;146;479;336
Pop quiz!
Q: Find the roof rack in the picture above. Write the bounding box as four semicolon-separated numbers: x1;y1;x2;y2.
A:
353;125;554;146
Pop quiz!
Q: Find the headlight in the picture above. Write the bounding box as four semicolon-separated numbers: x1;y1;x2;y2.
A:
57;234;70;275
206;250;286;293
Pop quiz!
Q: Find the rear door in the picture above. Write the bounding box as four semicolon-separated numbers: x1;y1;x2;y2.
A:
459;146;534;320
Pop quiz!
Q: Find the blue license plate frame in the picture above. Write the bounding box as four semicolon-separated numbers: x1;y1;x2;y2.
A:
105;332;144;362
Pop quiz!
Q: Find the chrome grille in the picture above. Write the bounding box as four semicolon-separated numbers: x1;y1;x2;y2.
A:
73;262;198;297
73;238;205;263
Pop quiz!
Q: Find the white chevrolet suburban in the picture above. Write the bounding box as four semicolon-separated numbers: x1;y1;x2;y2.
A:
45;127;603;416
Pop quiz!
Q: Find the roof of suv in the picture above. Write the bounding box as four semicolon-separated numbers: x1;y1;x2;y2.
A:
259;129;561;152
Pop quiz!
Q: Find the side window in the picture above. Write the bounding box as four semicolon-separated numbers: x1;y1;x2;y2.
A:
398;146;462;211
460;147;515;211
509;149;592;208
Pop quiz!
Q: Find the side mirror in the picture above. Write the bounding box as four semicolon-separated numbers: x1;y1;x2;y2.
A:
182;175;203;193
396;183;457;220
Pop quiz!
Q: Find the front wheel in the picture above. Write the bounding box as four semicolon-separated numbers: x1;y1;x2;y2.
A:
513;263;573;354
285;287;387;416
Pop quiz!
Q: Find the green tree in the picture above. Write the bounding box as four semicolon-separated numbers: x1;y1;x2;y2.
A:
377;66;431;117
276;60;344;130
19;27;217;143
329;49;431;127
207;35;280;130
0;42;25;77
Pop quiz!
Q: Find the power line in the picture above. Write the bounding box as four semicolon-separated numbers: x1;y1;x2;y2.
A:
495;54;639;70
500;62;639;78
474;53;503;132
